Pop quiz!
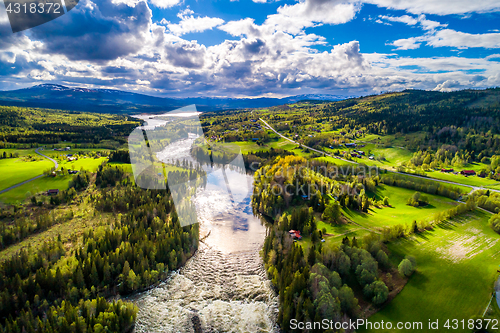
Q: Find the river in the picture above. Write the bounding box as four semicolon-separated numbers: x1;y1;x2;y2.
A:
129;131;279;333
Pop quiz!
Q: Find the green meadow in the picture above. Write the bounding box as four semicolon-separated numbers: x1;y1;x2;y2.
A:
0;175;73;204
0;148;37;157
364;210;500;332
0;158;54;191
426;170;500;188
58;156;108;172
353;143;413;168
0;157;107;203
343;185;459;230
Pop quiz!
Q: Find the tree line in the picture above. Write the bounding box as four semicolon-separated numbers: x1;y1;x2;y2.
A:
0;163;199;333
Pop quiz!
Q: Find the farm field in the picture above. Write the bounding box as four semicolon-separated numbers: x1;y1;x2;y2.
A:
0;148;37;157
351;143;413;168
0;158;54;191
426;170;500;188
0;175;73;204
342;185;459;230
58;156;107;172
364;210;500;332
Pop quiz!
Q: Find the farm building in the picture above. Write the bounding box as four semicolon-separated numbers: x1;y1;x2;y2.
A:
461;170;476;176
289;230;302;240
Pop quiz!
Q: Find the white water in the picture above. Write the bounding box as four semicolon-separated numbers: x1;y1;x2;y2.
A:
129;134;279;333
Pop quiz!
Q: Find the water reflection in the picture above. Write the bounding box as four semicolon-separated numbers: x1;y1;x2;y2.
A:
130;111;278;333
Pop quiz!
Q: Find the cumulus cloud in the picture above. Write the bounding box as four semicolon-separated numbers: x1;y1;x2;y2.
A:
148;0;180;9
392;37;422;50
219;18;262;37
433;80;463;91
28;0;152;61
265;0;361;34
1;0;500;97
166;9;224;36
392;29;500;50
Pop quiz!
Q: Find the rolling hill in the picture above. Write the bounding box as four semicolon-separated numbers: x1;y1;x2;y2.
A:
0;84;353;113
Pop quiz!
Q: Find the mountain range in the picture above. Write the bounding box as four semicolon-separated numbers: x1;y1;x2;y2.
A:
0;84;355;113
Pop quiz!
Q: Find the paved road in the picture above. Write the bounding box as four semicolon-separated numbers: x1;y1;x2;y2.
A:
259;118;500;194
0;148;59;195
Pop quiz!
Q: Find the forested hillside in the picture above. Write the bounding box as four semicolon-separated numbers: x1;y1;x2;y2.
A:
0;106;140;145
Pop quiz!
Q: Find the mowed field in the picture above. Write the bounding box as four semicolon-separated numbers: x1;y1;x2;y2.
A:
0;155;107;204
58;156;107;172
0;175;73;204
352;143;413;168
232;137;298;154
426;170;500;188
0;158;54;192
343;185;459;230
364;210;500;332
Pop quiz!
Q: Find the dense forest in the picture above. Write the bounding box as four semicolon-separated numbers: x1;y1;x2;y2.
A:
0;165;198;333
200;89;500;165
0;106;140;144
252;154;485;331
262;209;412;332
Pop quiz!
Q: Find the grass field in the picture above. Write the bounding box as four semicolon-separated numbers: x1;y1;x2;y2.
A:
343;185;459;230
0;157;106;204
353;143;413;168
232;137;299;154
426;170;500;188
0;148;37;157
58;156;107;172
0;158;54;191
0;175;73;204
364;210;500;332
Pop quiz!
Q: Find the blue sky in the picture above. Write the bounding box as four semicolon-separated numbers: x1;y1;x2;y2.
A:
0;0;499;97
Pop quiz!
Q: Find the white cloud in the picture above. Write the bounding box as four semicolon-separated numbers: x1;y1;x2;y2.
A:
377;14;446;31
392;29;500;50
392;37;421;50
1;0;500;97
167;15;225;36
379;15;418;26
219;18;263;37
265;0;361;34
164;8;224;36
365;0;500;15
427;29;500;49
433;80;462;92
149;0;181;9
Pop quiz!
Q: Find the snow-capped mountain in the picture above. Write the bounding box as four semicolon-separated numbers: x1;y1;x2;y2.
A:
0;84;355;113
